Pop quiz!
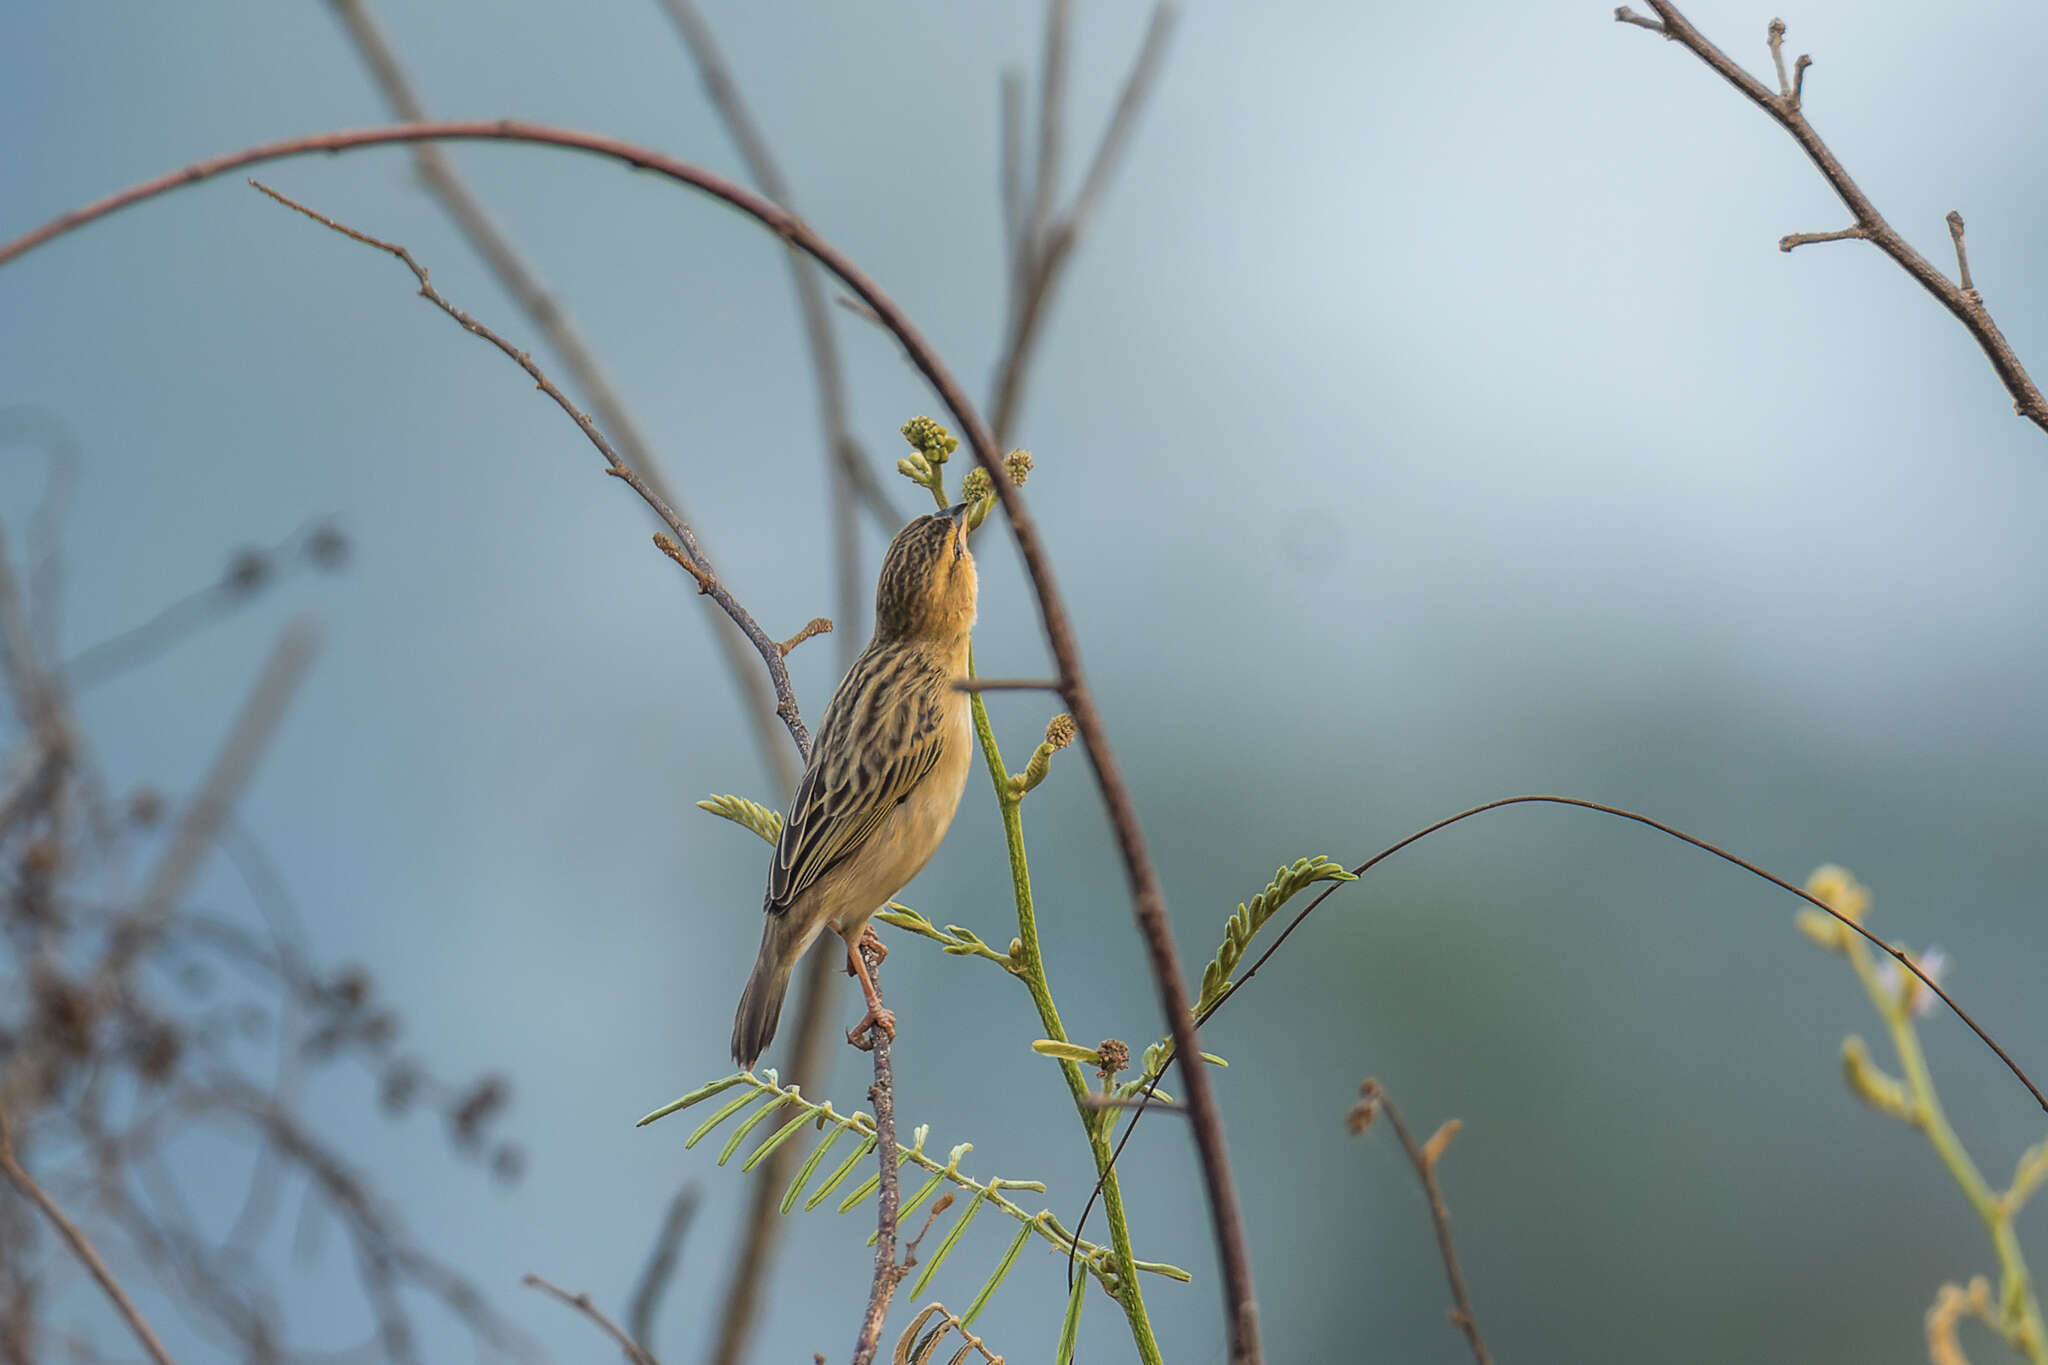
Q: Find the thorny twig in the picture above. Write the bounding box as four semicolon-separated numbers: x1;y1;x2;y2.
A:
247;179;821;759
1346;1081;1492;1365
1;114;1265;1365
1614;1;2048;432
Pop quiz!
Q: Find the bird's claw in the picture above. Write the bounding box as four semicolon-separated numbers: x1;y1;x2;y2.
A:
846;1005;897;1051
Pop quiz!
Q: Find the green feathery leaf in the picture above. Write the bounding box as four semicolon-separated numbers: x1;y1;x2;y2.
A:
696;793;782;843
639;1070;1188;1314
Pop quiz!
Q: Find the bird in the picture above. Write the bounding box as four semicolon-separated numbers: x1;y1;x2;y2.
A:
732;502;978;1069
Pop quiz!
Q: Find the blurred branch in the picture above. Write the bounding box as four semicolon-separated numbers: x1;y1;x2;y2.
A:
1615;2;2048;433
523;1274;659;1365
118;616;320;971
624;1184;698;1355
323;0;802;801
0;116;1265;1365
655;0;901;539
1345;1081;1491;1365
248;180;819;760
991;3;1177;446
60;524;346;692
0;1100;178;1365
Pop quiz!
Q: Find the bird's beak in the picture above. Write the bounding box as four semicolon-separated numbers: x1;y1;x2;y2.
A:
943;502;969;556
942;502;970;524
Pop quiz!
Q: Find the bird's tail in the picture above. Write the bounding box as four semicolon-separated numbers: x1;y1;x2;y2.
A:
732;917;801;1068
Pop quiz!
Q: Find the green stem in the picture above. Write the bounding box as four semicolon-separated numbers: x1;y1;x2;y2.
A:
968;666;1163;1365
1847;938;2047;1361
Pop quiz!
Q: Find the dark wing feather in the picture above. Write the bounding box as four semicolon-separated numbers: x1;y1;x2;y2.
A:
766;647;947;914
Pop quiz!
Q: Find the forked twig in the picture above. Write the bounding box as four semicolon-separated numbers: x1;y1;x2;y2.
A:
1614;2;2048;432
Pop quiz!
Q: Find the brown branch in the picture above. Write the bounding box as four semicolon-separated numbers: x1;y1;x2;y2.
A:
247;180;818;760
777;617;834;658
522;1274;658;1365
949;676;1064;693
1778;226;1870;252
0;1101;178;1365
0;117;1263;1365
624;1184;698;1353
849;941;902;1365
1346;1082;1492;1365
1619;1;2048;432
323;0;801;803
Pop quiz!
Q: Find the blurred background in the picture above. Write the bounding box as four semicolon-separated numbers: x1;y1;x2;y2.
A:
5;1;2047;1361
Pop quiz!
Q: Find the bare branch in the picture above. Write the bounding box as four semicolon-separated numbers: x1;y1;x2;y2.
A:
323;0;802;801
1028;0;1072;259
0;1101;178;1365
1621;1;2048;432
1612;7;1665;33
523;1274;658;1365
248;180;818;759
950;676;1065;693
1346;1082;1491;1365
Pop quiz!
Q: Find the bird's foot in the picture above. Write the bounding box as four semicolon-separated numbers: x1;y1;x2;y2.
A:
856;923;890;965
846;1005;898;1052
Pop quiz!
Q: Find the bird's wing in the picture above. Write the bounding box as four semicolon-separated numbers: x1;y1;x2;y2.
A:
766;652;946;915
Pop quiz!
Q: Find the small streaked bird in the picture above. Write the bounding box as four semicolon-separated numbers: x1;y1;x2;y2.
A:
731;503;978;1068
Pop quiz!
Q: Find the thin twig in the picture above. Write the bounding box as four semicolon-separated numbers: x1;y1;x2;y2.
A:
0;117;1265;1365
1348;1082;1492;1365
324;0;801;800
247;179;817;758
1947;211;1978;299
0;1101;179;1365
950;677;1065;693
522;1274;658;1365
1778;226;1870;252
624;1184;699;1353
1619;1;2048;432
1077;791;2048;1280
850;941;902;1365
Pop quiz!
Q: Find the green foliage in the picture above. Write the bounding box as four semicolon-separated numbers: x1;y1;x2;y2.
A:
638;1069;1188;1320
696;793;782;843
1194;855;1356;1018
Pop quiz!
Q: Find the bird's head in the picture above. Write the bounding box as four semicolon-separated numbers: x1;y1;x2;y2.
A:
873;503;977;643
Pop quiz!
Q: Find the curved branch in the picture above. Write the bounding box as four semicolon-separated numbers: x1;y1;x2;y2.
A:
0;116;1261;1364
